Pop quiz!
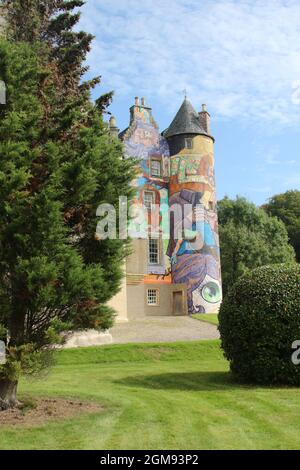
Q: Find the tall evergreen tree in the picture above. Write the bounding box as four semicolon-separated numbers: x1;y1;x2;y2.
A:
0;1;135;409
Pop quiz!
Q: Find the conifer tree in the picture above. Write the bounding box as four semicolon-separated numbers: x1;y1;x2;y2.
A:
0;1;135;408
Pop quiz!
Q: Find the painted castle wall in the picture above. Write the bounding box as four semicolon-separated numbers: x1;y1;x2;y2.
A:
107;268;128;322
122;100;171;278
166;134;222;313
110;98;222;320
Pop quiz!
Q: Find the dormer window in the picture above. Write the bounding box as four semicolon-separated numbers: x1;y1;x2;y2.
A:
185;138;193;149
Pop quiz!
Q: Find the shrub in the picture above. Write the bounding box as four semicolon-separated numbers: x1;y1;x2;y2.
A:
219;264;300;385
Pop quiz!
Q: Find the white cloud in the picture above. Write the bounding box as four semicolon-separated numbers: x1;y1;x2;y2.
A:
78;0;300;126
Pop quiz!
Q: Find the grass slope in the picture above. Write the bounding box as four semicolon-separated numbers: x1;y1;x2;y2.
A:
192;314;219;326
1;340;300;450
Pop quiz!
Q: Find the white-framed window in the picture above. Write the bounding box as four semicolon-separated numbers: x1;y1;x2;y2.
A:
144;191;155;211
150;159;162;178
147;289;159;306
185;138;193;149
148;238;160;264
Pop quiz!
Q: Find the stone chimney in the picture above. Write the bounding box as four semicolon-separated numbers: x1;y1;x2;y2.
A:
129;96;158;128
199;103;211;134
109;116;119;138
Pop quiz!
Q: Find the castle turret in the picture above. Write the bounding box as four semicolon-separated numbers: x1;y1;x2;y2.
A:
164;98;222;314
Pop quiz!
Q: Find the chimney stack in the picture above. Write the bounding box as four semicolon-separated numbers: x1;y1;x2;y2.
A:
109;116;119;138
199;103;211;134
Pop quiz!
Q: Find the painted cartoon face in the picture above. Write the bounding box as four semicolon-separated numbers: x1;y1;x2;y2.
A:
192;274;222;313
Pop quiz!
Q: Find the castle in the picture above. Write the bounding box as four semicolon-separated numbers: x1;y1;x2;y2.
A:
108;97;222;321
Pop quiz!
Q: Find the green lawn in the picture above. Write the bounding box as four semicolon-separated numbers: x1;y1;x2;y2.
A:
192;314;219;326
1;340;300;450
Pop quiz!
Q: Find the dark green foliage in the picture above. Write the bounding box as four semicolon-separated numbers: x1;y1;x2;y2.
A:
218;196;296;294
263;190;300;262
219;264;300;385
0;39;125;348
0;0;135;393
4;0;113;123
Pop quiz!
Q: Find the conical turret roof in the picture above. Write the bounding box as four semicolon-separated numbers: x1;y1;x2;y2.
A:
163;98;209;138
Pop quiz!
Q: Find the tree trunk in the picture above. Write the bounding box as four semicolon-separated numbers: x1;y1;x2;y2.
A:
0;379;19;410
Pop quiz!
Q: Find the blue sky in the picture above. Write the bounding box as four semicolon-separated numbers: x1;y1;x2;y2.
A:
78;0;300;205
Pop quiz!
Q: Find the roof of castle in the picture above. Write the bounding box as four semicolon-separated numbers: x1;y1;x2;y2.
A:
163;97;209;139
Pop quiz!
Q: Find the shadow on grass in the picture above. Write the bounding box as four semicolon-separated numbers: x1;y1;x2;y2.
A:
115;371;254;392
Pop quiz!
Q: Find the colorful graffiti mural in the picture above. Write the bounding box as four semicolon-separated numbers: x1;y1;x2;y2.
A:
172;252;222;313
168;150;222;313
123;106;169;162
123;102;171;280
121;98;222;314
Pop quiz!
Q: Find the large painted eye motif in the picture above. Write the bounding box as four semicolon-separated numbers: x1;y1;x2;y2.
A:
201;282;221;304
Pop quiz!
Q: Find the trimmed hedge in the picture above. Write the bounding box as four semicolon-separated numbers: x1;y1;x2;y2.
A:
219;264;300;385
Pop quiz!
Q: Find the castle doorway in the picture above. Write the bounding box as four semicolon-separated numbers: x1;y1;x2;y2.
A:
173;291;184;316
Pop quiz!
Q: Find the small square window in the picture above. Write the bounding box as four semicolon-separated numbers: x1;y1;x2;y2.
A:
150;159;161;178
185;138;193;149
147;289;159;306
144;191;155;211
149;238;160;264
